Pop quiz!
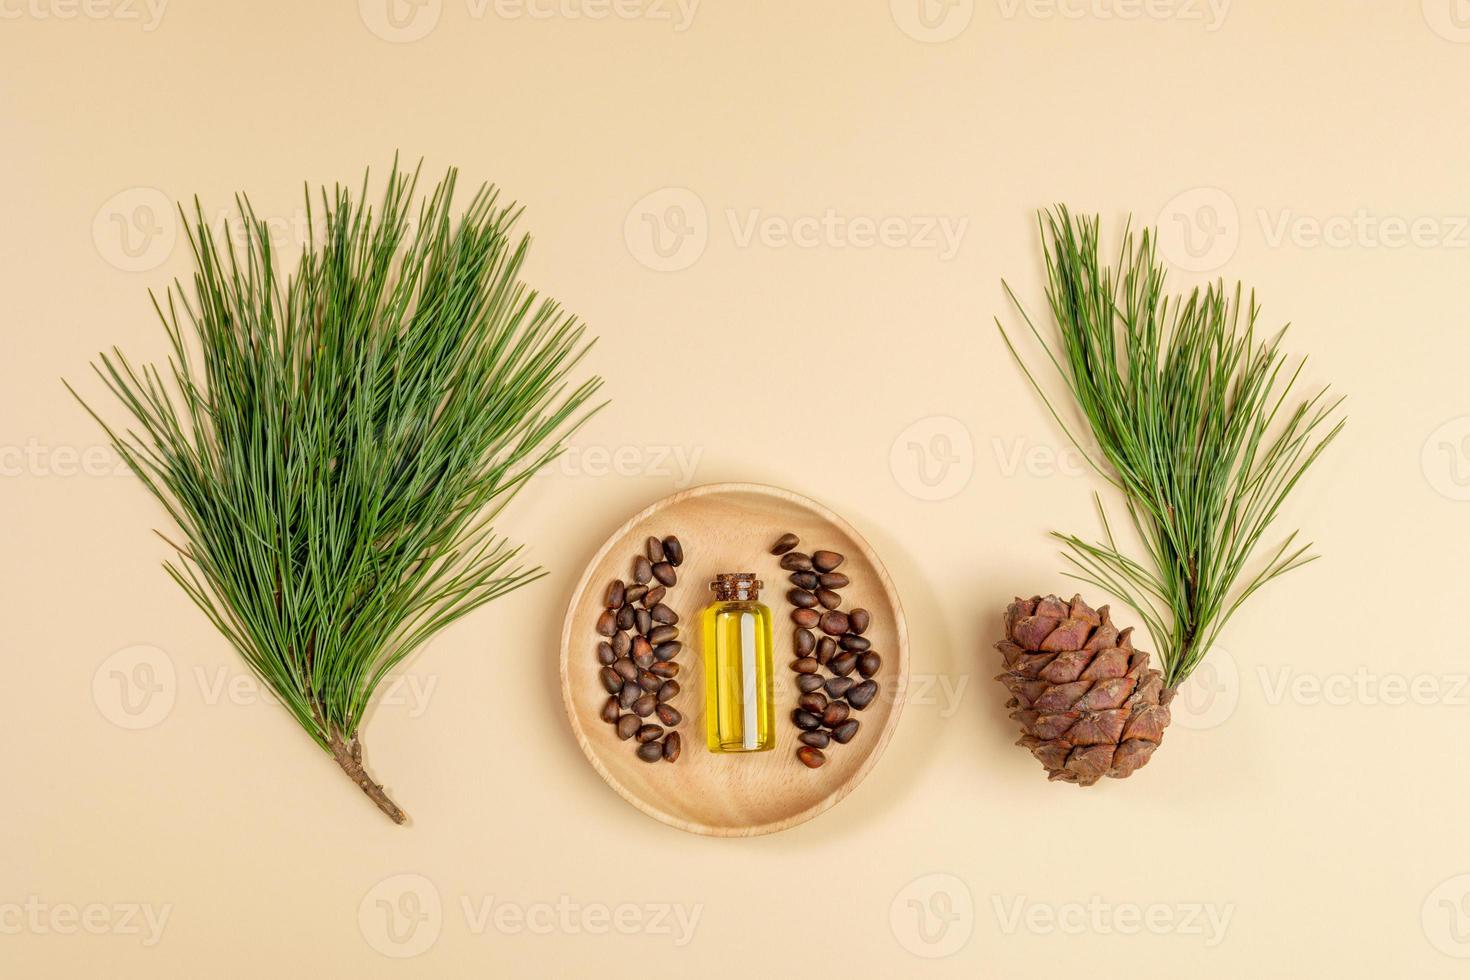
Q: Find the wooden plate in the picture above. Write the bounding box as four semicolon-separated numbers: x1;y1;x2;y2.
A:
559;483;908;837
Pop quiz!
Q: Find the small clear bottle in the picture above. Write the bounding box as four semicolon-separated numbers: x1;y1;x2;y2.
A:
702;573;775;752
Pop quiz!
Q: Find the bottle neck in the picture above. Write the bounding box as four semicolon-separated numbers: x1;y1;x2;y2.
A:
710;574;761;603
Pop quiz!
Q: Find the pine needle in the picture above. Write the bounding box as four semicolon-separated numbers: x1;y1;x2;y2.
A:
999;207;1343;689
68;161;604;820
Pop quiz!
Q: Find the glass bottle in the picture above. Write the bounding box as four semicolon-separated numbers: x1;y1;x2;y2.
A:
702;573;775;752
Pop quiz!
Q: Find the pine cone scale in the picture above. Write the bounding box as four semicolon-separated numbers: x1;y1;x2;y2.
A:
1012;616;1061;649
1076;675;1136;710
1079;649;1129;680
1039;650;1090;683
1039;618;1093;651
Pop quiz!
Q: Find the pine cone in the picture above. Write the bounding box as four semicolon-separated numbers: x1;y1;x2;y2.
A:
995;594;1173;785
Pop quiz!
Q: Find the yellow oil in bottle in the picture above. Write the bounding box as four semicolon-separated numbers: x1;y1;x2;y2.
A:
702;573;775;752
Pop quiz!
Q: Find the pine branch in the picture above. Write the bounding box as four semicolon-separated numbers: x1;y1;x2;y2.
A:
69;161;605;822
999;207;1343;689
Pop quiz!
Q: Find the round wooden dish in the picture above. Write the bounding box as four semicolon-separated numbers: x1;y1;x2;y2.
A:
559;483;908;837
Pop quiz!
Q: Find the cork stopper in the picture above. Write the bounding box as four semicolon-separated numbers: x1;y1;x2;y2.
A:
710;573;762;602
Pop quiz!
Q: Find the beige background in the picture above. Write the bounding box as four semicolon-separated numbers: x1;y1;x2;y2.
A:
3;0;1469;975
